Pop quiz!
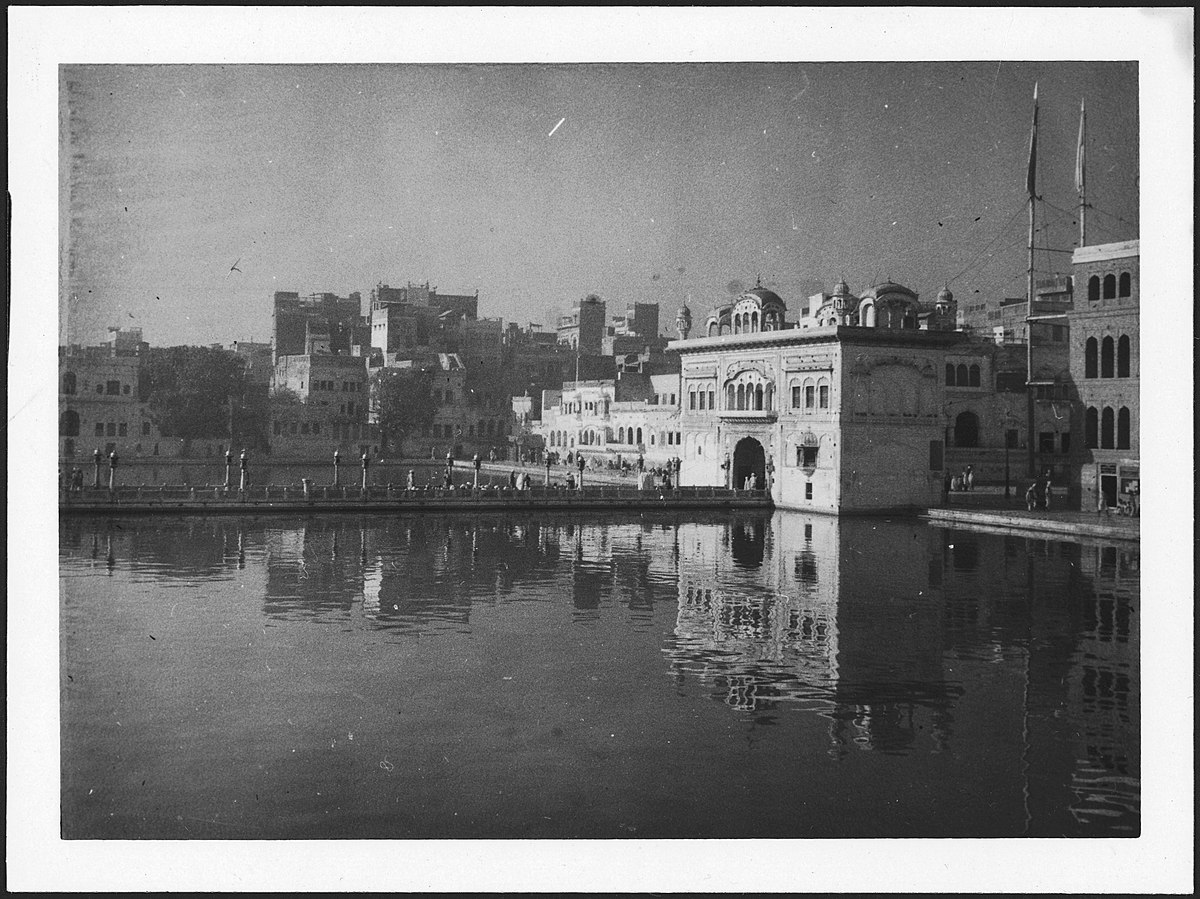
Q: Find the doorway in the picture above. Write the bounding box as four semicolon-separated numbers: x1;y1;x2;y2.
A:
732;436;766;490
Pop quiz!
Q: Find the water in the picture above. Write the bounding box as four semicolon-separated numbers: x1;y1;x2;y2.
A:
59;511;1139;839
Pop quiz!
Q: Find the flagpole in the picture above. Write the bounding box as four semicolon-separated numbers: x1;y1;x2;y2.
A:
1026;83;1038;481
1076;98;1087;248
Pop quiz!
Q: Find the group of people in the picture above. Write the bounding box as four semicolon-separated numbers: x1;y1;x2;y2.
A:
947;465;975;492
60;467;86;492
1025;471;1055;512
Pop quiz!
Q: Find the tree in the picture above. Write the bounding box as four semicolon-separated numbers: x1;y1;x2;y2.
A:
141;346;246;449
373;367;438;456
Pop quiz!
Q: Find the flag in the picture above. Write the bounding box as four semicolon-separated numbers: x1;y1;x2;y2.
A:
1075;98;1086;195
1026;82;1039;197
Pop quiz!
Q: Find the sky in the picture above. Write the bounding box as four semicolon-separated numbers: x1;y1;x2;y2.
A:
60;60;1139;347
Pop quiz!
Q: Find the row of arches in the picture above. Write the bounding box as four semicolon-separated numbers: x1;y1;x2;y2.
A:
548;428;645;448
725;381;775;411
731;309;784;333
945;363;982;387
790;376;831;411
688;387;717;411
1085;406;1133;450
1084;335;1132;379
1086;272;1133;302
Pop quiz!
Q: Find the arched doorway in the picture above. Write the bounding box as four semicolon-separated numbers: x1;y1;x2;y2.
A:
732;436;766;490
953;411;980;448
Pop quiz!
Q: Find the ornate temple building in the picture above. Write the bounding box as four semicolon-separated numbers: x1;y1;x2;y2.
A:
669;279;965;512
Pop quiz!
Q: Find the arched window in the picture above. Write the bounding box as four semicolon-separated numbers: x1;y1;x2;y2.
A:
1103;274;1116;299
1101;336;1115;378
945;363;956;386
1088;276;1100;302
764;383;774;410
1117;407;1131;450
1117;335;1130;378
1101;407;1115;449
726;384;736;409
708;389;715;410
60;409;80;436
635;428;643;445
751;311;759;332
62;372;77;394
956;364;969;386
736;384;746;411
968;364;981;387
689;391;696;411
1085;337;1098;378
755;384;764;410
1118;272;1131;297
1085;407;1098;448
953;411;980;448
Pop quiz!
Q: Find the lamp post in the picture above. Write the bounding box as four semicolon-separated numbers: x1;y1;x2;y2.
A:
472;452;481;488
361;451;370;492
224;450;233;489
239;449;248;492
1003;408;1012;502
333;449;341;487
577;454;585;490
108;450;119;492
93;448;102;489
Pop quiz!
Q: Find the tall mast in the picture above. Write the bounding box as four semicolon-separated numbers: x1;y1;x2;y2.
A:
1025;82;1038;479
1076;98;1087;248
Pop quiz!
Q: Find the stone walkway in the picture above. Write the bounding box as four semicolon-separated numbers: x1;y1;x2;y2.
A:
925;505;1139;542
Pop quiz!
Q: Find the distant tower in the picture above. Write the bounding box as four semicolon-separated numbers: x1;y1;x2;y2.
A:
935;285;956;329
831;277;852;320
675;301;693;340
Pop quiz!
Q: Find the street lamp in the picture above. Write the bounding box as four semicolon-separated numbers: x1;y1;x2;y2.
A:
1004;410;1011;501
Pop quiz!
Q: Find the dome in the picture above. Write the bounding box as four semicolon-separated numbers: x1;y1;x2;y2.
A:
937;286;954;304
859;281;919;302
743;287;784;307
833;278;852;298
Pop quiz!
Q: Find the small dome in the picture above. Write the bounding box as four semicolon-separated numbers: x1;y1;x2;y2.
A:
833;278;851;298
937;286;954;304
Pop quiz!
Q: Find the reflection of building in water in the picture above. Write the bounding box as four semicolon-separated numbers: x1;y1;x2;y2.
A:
669;512;959;754
1026;540;1140;834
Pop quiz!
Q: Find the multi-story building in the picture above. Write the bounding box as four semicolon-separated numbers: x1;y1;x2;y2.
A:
269;353;376;458
272;291;366;360
557;294;607;355
671;281;963;511
1067;239;1139;510
536;372;682;468
58;328;177;463
371;281;479;321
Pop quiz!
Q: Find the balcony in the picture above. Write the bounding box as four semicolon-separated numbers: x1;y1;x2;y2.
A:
718;409;778;424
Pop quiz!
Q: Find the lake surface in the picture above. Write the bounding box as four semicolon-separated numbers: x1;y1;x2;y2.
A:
59;510;1139;839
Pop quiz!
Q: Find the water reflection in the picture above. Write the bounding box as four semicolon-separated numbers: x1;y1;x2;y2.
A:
60;510;1138;837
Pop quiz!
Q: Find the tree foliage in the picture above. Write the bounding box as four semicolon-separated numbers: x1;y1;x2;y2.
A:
373;367;437;454
142;346;263;447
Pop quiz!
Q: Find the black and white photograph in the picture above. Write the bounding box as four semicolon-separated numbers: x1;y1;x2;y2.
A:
9;7;1193;893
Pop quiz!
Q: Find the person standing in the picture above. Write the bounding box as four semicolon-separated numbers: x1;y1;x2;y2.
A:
965;466;974;491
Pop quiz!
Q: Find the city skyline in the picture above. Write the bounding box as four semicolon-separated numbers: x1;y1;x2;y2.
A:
60;60;1138;348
